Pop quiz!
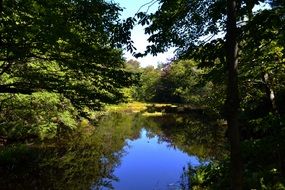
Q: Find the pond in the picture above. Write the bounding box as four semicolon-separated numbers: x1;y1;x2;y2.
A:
104;128;200;190
0;112;226;190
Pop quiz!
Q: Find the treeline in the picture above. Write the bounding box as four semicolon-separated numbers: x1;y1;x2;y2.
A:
126;55;285;116
125;59;212;106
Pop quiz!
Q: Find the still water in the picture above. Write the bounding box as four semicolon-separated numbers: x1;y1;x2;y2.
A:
107;129;200;190
0;112;225;190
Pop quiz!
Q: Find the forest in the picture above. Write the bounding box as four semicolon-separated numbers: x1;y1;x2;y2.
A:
0;0;285;189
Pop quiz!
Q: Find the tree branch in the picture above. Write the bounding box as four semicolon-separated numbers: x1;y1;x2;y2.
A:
0;62;13;76
0;85;34;94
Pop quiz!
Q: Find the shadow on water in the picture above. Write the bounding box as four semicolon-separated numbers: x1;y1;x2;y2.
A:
0;112;226;190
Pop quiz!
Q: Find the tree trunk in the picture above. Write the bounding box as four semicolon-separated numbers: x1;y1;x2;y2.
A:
0;0;2;48
226;0;243;189
262;72;278;114
0;0;2;14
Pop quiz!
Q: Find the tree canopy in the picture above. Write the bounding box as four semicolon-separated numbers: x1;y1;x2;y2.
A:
0;0;137;111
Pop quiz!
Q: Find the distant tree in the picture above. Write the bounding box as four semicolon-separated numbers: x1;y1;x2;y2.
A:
125;59;140;71
134;66;161;102
148;60;201;104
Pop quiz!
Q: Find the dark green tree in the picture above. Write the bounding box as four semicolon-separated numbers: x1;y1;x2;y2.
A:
0;0;137;112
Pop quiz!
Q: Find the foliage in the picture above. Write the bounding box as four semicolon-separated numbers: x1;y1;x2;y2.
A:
0;0;138;112
125;59;141;72
154;60;213;104
132;65;161;102
0;0;141;142
0;92;77;141
130;59;215;106
120;59;142;102
190;129;285;190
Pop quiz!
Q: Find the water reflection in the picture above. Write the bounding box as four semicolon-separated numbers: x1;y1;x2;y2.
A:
107;129;200;190
0;112;226;190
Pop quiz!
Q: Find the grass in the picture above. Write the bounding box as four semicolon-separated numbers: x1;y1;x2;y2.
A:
104;102;205;117
141;112;164;116
104;102;174;113
105;102;148;112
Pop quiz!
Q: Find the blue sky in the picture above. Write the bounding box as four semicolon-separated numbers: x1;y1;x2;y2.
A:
114;0;159;19
113;0;175;67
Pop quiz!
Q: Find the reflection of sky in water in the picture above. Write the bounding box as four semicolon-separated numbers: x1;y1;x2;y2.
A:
100;128;201;190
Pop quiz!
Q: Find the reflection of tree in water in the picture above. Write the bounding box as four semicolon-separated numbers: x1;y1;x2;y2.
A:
143;113;227;161
0;112;225;189
0;113;142;190
0;133;121;189
138;113;227;190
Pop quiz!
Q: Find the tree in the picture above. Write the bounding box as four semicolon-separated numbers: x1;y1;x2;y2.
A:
0;0;137;113
225;1;242;189
133;0;279;189
125;59;141;71
238;4;285;116
135;65;161;102
151;60;209;104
